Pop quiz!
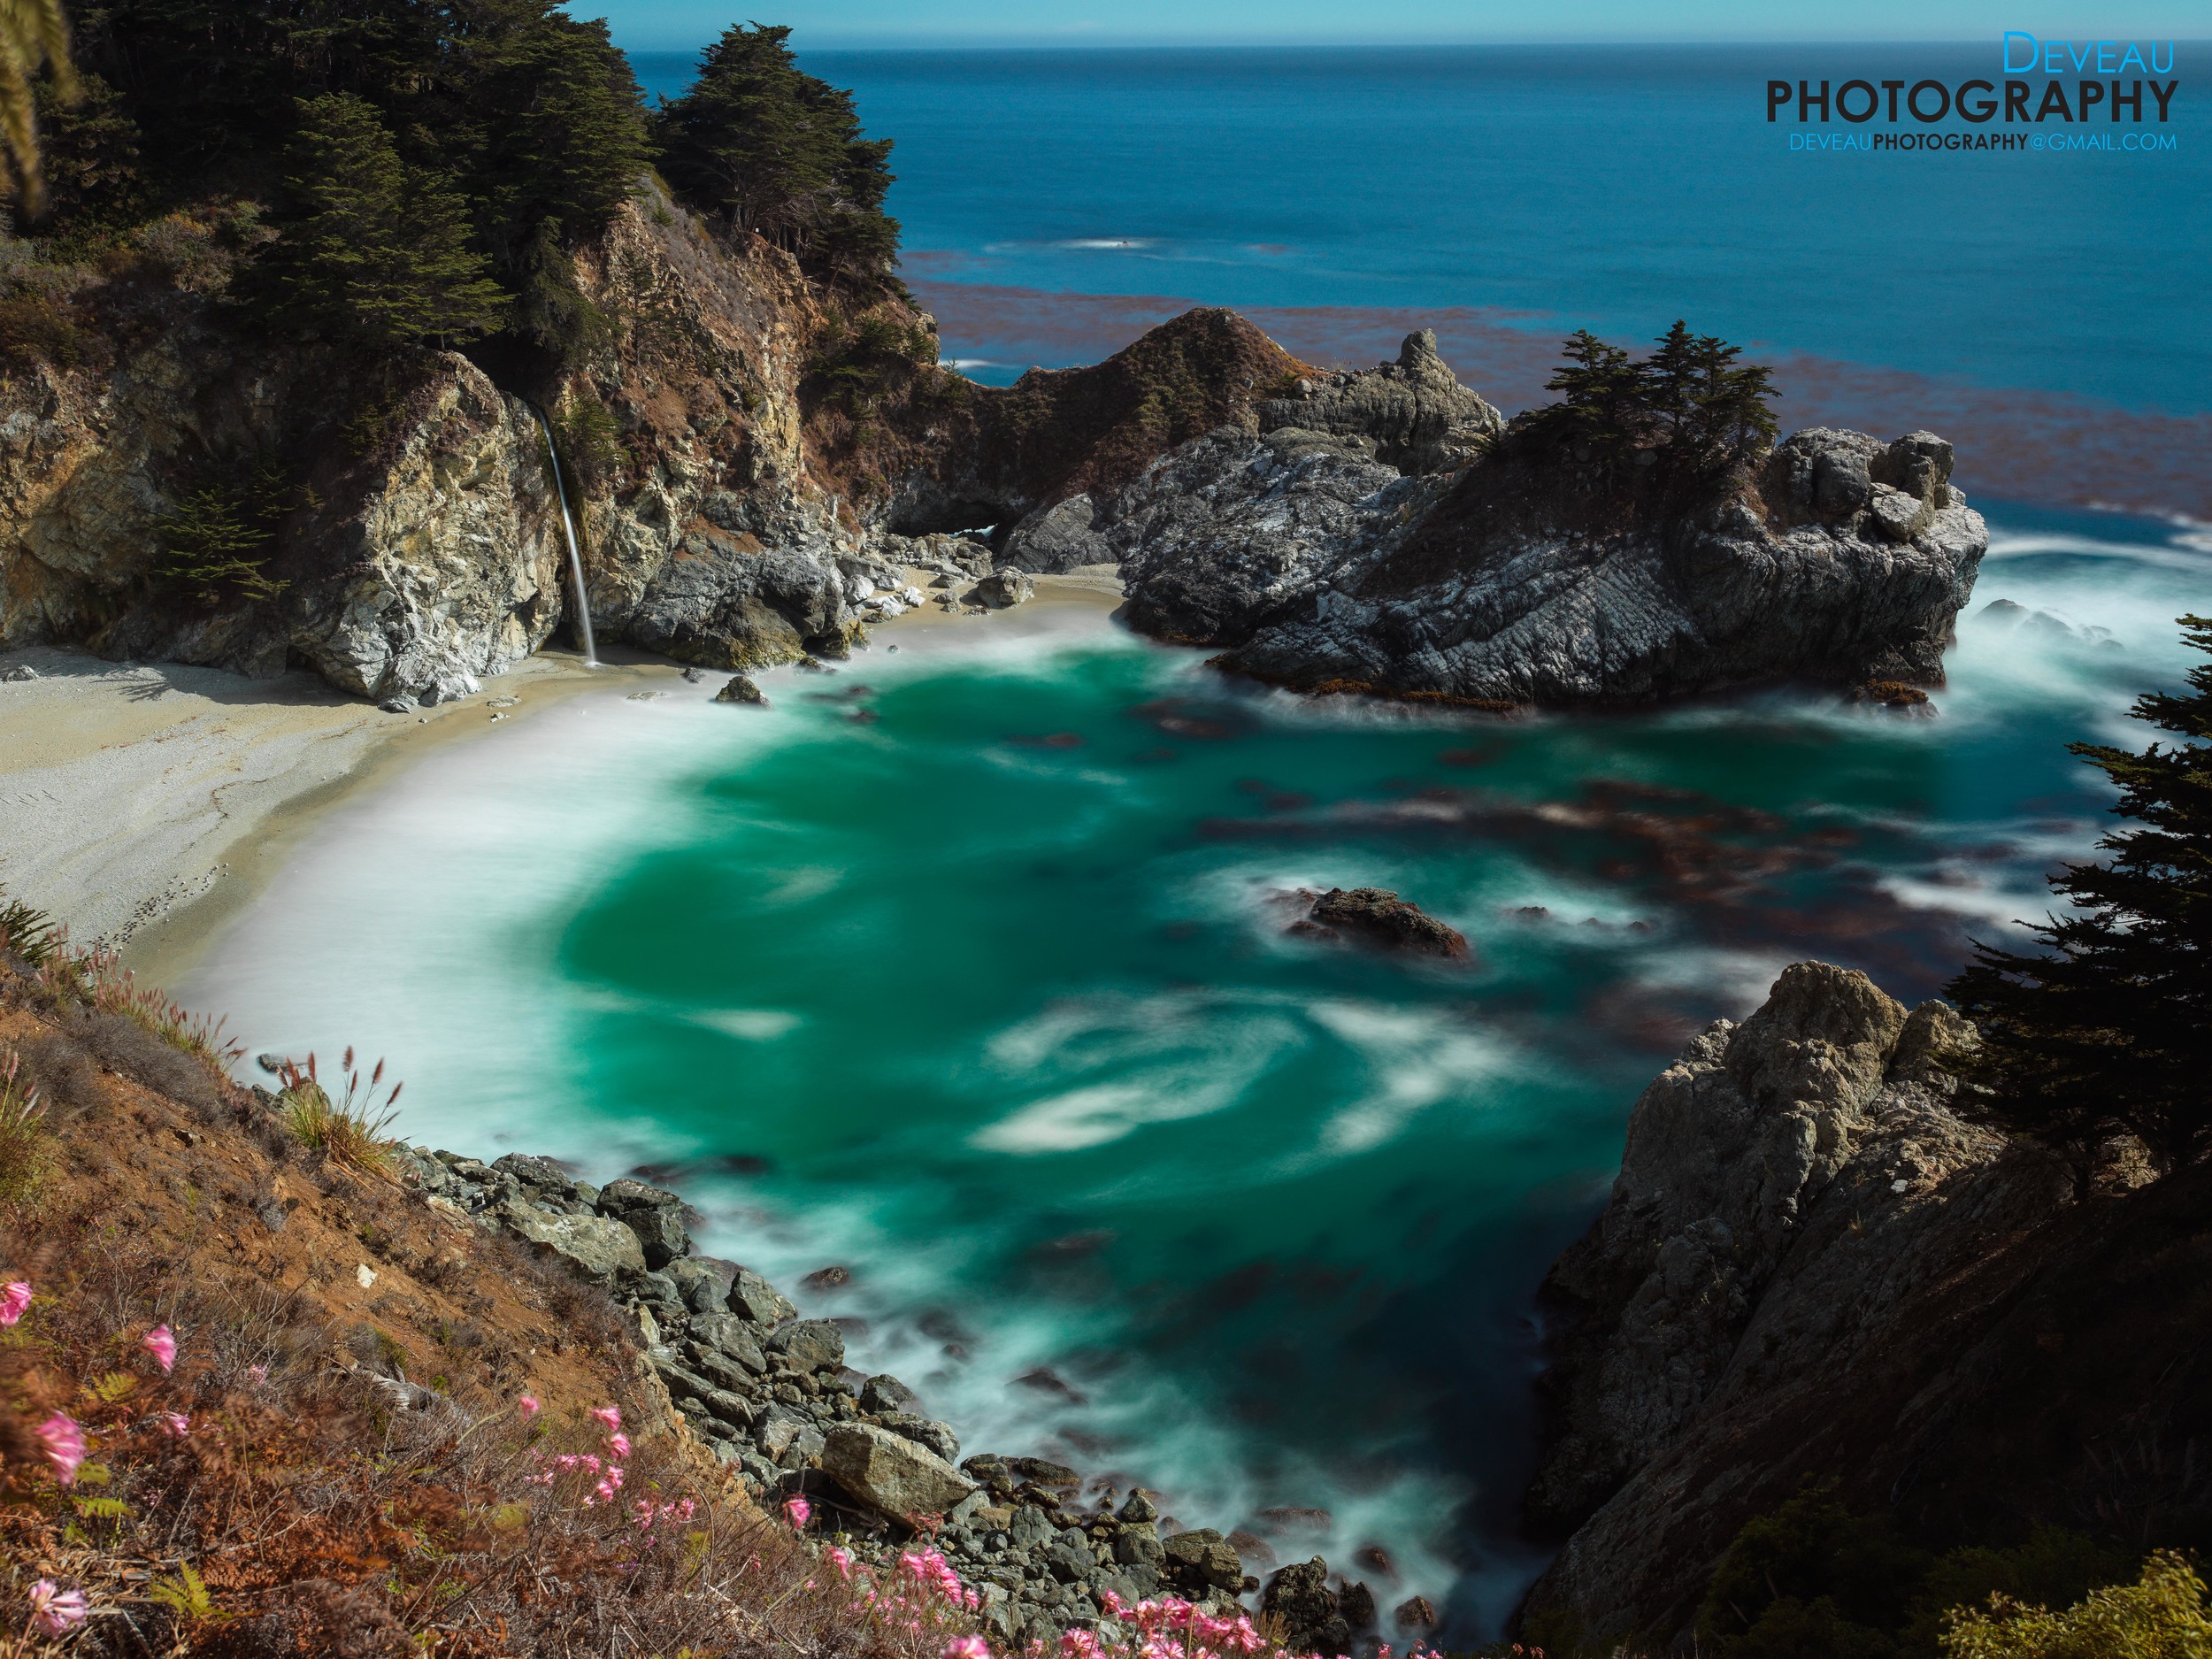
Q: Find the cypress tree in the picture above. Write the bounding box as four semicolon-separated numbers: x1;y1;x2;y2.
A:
262;93;508;349
1948;616;2212;1188
651;23;898;291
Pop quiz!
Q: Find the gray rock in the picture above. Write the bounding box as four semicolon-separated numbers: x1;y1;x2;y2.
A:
1001;494;1112;573
1118;1489;1159;1524
715;674;769;706
820;1422;979;1522
879;1411;960;1463
1263;1558;1349;1656
1163;1530;1244;1592
1254;329;1505;473
970;568;1036;609
766;1318;845;1373
499;1204;645;1286
2;664;41;681
1007;1506;1060;1548
685;1340;760;1394
594;1178;690;1269
688;1312;768;1374
860;1372;918;1414
1113;1523;1165;1570
664;1256;740;1314
493;1152;577;1193
1043;1532;1102;1584
726;1266;796;1325
1295;887;1469;960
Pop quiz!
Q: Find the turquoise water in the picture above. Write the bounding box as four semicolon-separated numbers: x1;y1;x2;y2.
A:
184;506;2208;1634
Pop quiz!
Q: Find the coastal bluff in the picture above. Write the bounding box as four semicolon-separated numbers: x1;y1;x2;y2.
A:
1517;962;2212;1649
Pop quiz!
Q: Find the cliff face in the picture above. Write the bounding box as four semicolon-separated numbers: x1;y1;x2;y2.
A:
0;310;567;703
1521;964;2212;1648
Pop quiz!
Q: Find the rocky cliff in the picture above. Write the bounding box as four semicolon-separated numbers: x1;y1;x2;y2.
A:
1102;383;1985;706
1518;963;2212;1650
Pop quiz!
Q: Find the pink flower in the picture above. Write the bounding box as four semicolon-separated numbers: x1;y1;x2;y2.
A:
27;1579;88;1636
783;1495;812;1530
518;1394;541;1419
0;1281;29;1325
155;1411;189;1437
247;1363;268;1385
945;1640;992;1659
35;1413;85;1486
608;1431;632;1458
827;1546;855;1578
142;1324;178;1373
590;1404;621;1432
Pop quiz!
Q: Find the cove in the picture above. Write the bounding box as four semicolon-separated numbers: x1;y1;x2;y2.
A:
180;502;2206;1636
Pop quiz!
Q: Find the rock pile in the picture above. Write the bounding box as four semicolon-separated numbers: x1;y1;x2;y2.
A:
388;1145;1376;1649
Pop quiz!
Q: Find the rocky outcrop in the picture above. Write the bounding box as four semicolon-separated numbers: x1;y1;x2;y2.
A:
1517;963;2212;1649
1102;406;1985;705
1255;328;1504;474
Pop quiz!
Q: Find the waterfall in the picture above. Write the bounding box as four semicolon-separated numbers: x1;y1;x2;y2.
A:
529;404;598;667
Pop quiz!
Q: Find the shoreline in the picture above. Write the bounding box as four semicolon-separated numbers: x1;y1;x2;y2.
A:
1;576;1129;992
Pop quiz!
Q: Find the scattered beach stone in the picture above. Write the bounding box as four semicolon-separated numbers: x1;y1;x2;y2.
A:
822;1422;979;1522
715;674;769;705
2;664;40;681
682;667;705;682
378;696;412;713
1292;887;1470;960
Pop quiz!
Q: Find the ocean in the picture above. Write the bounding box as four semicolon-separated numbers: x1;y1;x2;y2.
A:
183;46;2208;1640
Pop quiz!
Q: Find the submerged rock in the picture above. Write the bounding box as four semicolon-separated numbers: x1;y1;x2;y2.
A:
1291;887;1471;960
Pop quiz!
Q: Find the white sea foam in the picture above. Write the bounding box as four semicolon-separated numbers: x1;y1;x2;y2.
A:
691;1008;804;1041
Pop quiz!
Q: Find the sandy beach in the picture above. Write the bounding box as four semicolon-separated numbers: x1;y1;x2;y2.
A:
0;571;1125;984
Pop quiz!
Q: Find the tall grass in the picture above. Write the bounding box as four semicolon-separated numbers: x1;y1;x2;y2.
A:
278;1048;403;1174
0;1046;51;1215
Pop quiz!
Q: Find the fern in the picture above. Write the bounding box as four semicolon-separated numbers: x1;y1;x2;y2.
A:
150;1561;219;1622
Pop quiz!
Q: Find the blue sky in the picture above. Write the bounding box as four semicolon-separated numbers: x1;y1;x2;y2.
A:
592;0;2212;51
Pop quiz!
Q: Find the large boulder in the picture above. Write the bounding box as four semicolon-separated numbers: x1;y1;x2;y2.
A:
595;1177;689;1269
726;1266;795;1325
1163;1529;1245;1593
1262;1558;1351;1655
499;1204;646;1287
820;1422;979;1522
766;1317;845;1372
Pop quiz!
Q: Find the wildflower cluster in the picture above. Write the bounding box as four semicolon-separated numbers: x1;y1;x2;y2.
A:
526;1400;630;1505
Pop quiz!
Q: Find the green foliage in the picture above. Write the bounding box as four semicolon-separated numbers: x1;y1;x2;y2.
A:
551;389;626;490
148;459;292;611
260;93;508;349
33;72;144;236
1507;321;1778;502
1947;616;2212;1188
149;1560;219;1622
1940;1552;2212;1659
651;23;899;293
807;306;934;413
1699;1491;2136;1659
76;0;649;364
0;893;59;967
0;0;77;215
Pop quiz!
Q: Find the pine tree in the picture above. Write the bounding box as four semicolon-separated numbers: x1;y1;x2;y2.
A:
651;23;899;291
262;93;508;349
0;0;74;214
1947;615;2212;1189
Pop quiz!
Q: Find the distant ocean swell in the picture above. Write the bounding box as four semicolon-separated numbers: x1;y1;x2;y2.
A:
907;275;2212;523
